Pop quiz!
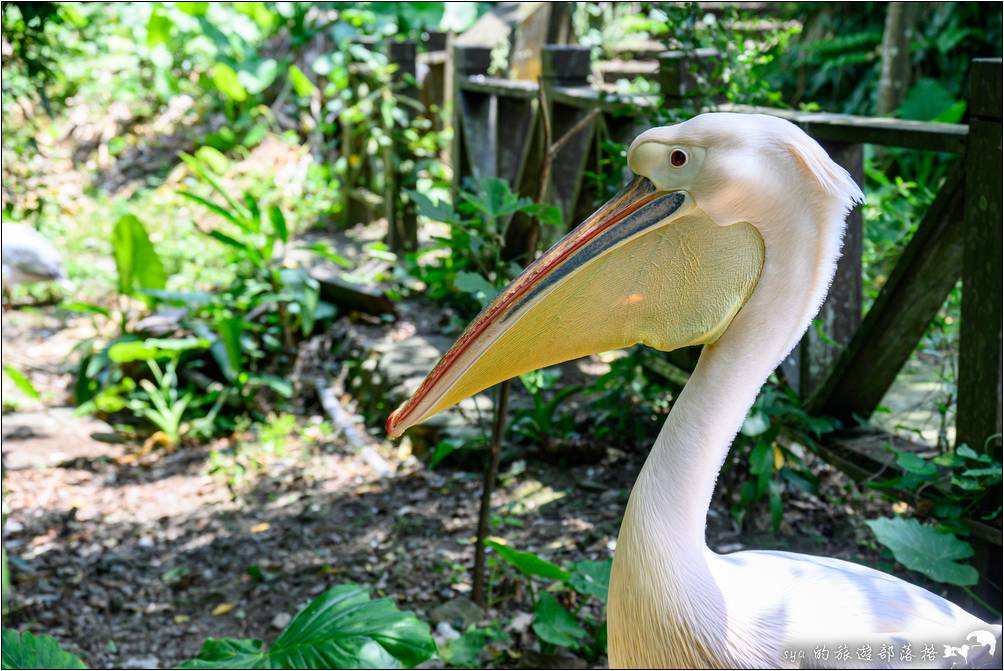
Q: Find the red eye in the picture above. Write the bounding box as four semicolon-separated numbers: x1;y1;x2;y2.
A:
670;149;688;167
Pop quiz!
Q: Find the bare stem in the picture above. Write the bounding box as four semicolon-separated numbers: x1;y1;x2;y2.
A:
471;379;511;607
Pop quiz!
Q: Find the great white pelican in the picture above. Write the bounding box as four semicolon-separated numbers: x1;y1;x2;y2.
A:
387;113;999;668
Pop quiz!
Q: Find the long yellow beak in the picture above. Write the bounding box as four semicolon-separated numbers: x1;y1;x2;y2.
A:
386;177;765;439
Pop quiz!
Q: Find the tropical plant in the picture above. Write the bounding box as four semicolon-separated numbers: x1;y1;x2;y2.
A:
863;442;1001;595
485;539;611;659
408;177;562;319
2;584;437;670
180;584;436;669
509;369;581;453
726;383;839;531
1;630;86;670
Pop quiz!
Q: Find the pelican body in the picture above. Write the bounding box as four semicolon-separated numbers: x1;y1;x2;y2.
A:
387;113;999;668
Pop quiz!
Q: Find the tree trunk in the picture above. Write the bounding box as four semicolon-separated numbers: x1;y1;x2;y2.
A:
876;2;921;116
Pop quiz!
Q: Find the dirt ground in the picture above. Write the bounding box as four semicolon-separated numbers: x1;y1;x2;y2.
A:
0;306;907;669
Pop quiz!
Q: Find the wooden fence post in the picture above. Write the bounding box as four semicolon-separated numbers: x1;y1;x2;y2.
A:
451;45;492;196
540;45;593;225
782;142;864;398
420;31;449;124
658;48;721;109
385;40;418;252
957;57;1003;458
957;57;1002;615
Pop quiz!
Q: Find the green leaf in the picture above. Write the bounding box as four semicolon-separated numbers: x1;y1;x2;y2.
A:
2;629;87;669
300;280;319;336
895;452;937;477
268;206;287;243
865;517;978;586
748;442;774;475
962;467;1002;478
955;445;985;461
59;301;111;317
740;411;770;437
438;626;491;667
108;338;208;363
485;539;569;582
195;146;229;175
524;203;563;228
178;191;245;231
898;78;955;122
531;593;586;649
239;59;279;95
146;8;173;47
288;64;317;97
177;2;209;16
178;638;265;669
112;215;168;297
216;318;244;377
454;271;498;308
3;365;40;399
409;190;460;225
569;559;611;603
186;584;436;669
308;243;353;269
247;374;294;399
428;441;459;469
210;63;248;102
179;153;250;224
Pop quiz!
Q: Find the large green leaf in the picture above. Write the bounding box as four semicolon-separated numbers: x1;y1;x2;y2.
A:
485;539;570;582
866;517;978;586
111;215;168;297
531;593;586;649
179;584;436;669
2;629;86;669
569;559;611;603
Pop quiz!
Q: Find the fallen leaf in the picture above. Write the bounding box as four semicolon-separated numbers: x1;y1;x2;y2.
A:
211;602;236;616
174;614;190;624
250;522;270;534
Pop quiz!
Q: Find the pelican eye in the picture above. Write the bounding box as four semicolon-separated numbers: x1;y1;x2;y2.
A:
670;149;688;167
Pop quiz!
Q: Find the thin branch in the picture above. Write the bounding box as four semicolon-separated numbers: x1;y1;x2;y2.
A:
548;107;601;159
472;379;511;607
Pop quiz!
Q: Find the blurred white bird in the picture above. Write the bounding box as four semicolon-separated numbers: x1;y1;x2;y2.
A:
1;222;66;308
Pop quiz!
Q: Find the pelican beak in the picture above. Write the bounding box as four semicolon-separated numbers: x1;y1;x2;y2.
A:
386;176;765;438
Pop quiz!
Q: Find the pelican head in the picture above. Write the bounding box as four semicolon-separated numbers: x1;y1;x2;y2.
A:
386;113;861;440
